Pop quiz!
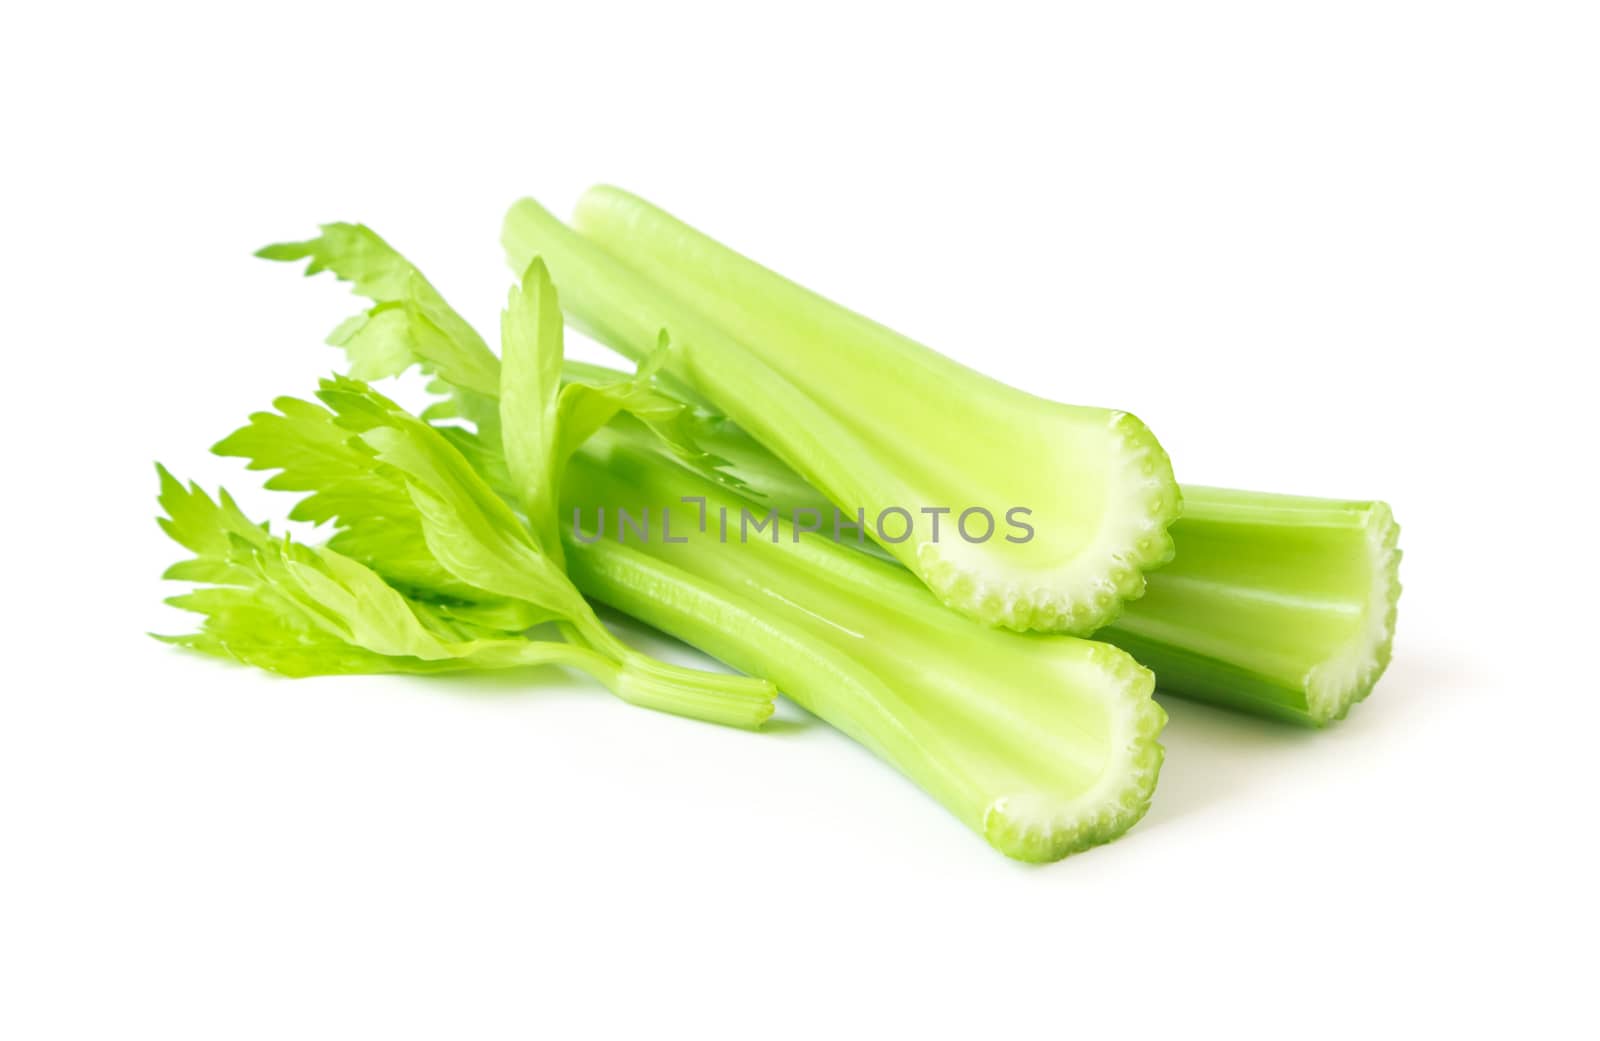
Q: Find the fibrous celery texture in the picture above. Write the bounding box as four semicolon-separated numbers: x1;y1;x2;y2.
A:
230;221;1167;860
502;188;1182;636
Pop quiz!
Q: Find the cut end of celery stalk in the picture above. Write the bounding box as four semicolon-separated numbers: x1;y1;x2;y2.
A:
981;647;1167;862
916;411;1180;635
1102;489;1402;727
1302;501;1402;724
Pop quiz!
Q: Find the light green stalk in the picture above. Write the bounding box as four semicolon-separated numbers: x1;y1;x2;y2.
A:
563;423;1166;862
1099;488;1401;725
503;190;1182;636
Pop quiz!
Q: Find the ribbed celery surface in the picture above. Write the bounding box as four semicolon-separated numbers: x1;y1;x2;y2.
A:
1101;488;1400;725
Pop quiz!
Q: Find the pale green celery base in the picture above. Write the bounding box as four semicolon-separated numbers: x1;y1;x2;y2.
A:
562;431;1166;862
1101;488;1402;726
505;192;1181;636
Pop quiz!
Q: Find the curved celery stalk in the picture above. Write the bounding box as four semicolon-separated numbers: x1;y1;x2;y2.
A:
1099;488;1401;726
561;425;1166;862
503;193;1181;636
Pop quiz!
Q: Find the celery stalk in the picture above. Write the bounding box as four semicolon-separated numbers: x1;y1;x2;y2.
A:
563;423;1166;862
503;192;1181;636
1099;488;1401;726
561;364;1400;726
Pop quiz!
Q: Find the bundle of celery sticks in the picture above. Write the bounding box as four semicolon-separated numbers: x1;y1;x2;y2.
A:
157;187;1401;862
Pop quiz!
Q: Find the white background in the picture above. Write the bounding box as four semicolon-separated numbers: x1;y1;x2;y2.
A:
3;2;1596;1037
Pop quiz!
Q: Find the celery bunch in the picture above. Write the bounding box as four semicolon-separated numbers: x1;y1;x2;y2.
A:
154;195;1402;862
502;189;1402;726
